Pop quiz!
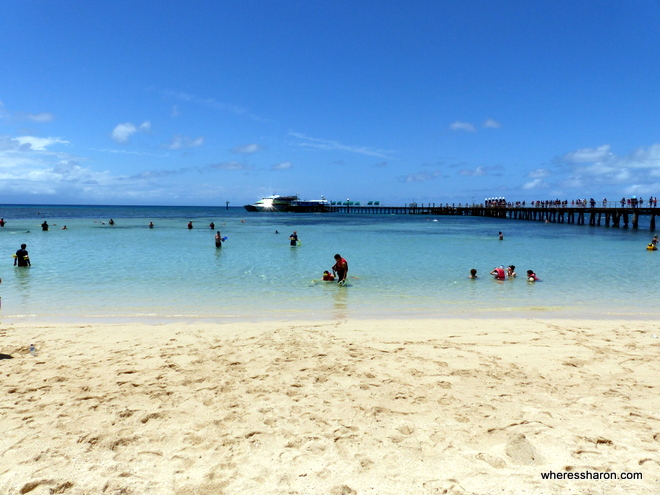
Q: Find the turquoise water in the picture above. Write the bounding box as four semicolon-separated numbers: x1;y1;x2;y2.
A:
0;205;658;322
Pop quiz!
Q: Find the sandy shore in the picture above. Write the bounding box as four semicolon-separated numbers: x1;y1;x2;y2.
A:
1;318;658;494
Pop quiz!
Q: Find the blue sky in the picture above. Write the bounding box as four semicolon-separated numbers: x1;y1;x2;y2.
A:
2;1;660;206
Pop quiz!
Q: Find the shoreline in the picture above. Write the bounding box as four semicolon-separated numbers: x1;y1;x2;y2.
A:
3;303;660;326
1;318;658;494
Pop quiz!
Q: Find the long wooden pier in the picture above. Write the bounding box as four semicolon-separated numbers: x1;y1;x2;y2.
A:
324;204;658;230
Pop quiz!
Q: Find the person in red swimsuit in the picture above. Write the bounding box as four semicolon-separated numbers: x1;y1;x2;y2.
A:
490;266;506;280
332;254;348;285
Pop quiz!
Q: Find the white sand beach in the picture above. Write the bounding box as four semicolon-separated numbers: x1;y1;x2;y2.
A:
1;318;658;494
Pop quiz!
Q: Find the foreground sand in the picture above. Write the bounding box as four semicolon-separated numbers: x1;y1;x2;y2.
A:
1;318;658;494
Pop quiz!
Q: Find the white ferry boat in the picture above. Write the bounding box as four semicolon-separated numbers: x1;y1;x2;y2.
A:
244;195;330;212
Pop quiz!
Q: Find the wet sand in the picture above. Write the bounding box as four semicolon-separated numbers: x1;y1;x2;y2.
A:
1;318;658;494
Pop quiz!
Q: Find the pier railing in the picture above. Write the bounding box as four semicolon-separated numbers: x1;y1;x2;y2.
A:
324;203;658;230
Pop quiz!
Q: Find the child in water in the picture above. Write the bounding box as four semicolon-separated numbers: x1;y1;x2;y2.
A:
526;270;540;282
322;270;335;281
468;268;478;279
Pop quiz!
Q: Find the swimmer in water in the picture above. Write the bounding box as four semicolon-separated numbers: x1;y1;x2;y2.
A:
468;268;478;279
490;266;506;280
526;270;540;282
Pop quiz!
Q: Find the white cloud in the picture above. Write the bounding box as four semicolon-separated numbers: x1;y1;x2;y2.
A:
111;121;151;144
528;168;550;178
0;102;54;123
272;161;292;170
161;89;267;122
459;166;487;177
556;142;660;191
563;145;612;163
209;161;252;170
622;143;660;169
14;136;70;151
92;148;164;156
624;183;659;195
289;132;393;158
19;112;55;123
483;119;501;129
522;178;548;190
398;170;441;183
449;121;476;132
164;135;205;150
231;143;262;154
0;101;9;120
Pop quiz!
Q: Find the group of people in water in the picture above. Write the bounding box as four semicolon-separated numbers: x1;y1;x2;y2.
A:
287;230;348;285
468;265;540;282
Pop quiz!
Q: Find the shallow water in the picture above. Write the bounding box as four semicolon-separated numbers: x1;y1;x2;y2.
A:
0;205;658;322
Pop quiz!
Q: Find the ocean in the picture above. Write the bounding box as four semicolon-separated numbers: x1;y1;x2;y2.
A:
0;204;658;322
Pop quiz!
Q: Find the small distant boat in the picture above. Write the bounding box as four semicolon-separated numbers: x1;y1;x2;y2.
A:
243;195;330;212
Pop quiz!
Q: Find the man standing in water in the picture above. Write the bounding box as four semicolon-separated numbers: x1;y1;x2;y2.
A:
289;231;299;246
14;244;30;267
332;254;348;285
215;231;222;248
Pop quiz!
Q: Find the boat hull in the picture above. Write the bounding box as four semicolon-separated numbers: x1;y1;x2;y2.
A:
243;195;329;212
